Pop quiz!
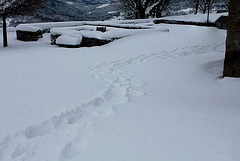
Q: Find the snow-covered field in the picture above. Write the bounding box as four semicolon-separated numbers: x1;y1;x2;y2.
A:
0;23;240;161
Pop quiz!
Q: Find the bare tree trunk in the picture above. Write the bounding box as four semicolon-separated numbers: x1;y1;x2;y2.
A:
2;14;8;47
156;10;162;18
137;2;146;19
139;11;146;19
202;9;206;14
223;0;240;77
207;5;210;23
194;0;199;14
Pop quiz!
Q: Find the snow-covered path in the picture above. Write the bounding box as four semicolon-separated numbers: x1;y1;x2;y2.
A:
0;24;240;161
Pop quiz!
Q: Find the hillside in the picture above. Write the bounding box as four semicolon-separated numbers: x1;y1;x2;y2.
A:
4;0;119;27
1;0;229;27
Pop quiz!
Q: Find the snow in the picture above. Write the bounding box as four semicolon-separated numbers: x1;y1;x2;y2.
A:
107;11;118;14
65;1;74;5
50;25;168;41
16;21;86;32
158;13;228;23
85;21;151;29
15;13;227;35
13;19;154;37
17;19;153;34
0;17;240;161
50;26;96;35
0;27;16;32
179;8;193;13
16;24;42;32
96;3;110;9
56;34;82;46
145;1;160;15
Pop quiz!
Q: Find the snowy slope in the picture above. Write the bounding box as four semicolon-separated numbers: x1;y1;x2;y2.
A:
0;23;240;161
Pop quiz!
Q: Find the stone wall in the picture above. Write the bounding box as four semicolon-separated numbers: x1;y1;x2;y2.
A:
153;19;216;27
50;33;116;47
80;37;113;47
223;0;240;77
215;16;228;30
154;17;229;30
50;34;61;45
16;30;43;41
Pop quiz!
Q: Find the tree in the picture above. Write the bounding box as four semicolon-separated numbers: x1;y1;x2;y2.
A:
199;0;214;23
199;0;208;13
223;0;240;77
191;0;200;14
217;0;229;11
199;0;214;14
0;0;47;47
207;0;214;23
117;0;170;19
149;0;170;18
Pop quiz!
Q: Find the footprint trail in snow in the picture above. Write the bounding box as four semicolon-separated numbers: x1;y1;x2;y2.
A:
0;42;224;161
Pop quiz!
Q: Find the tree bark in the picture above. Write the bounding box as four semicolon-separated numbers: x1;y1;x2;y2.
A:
207;5;210;23
2;14;8;47
194;0;199;14
223;0;240;77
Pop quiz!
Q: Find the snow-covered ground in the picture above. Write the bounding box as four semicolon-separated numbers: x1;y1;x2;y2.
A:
158;13;228;23
96;3;110;9
0;23;240;161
